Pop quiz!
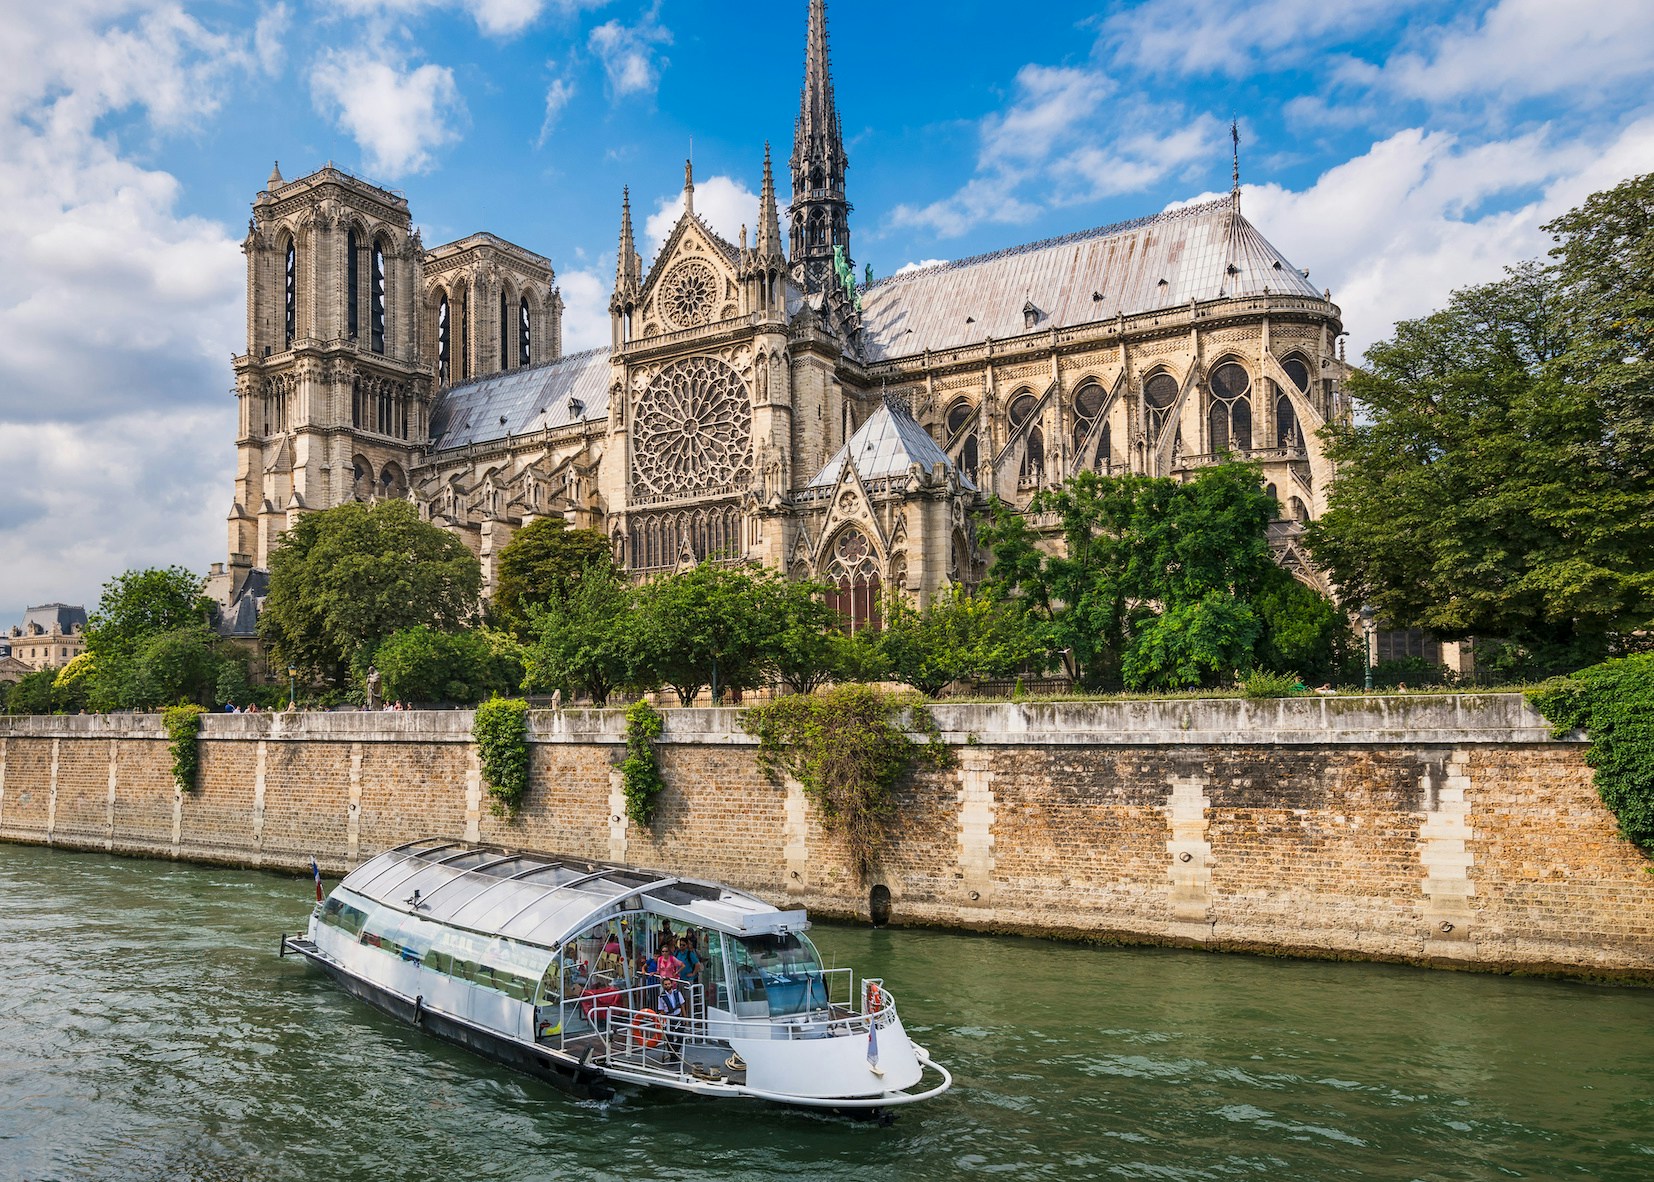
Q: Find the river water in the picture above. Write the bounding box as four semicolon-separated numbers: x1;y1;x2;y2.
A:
2;844;1652;1182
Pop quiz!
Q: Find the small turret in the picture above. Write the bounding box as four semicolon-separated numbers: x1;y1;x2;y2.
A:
742;144;789;318
610;187;642;348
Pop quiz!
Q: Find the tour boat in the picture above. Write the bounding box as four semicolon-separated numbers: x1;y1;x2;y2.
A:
279;838;952;1111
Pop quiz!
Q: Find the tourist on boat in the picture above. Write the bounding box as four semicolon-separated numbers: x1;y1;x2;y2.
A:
654;935;683;984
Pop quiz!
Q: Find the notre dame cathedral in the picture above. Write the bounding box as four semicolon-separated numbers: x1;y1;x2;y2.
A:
215;0;1350;629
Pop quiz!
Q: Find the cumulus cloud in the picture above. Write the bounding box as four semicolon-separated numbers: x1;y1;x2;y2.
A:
643;174;762;259
893;258;948;276
0;1;254;621
1100;0;1413;78
311;49;465;177
538;73;576;146
557;266;613;351
589;8;671;100
326;0;614;39
1235;116;1654;358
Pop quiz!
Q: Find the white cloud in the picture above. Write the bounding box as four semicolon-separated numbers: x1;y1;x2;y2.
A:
0;2;254;621
1380;0;1654;103
893;258;948;276
1235;116;1654;358
325;0;613;39
1101;0;1416;79
589;10;671;100
254;4;290;76
557;267;612;351
311;50;464;177
643;174;761;259
538;74;576;146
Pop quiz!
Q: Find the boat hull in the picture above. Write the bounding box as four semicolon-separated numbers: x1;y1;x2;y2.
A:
285;937;615;1102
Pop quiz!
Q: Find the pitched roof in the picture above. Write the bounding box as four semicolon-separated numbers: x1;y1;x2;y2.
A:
808;398;973;489
858;198;1322;361
15;603;87;637
429;348;611;451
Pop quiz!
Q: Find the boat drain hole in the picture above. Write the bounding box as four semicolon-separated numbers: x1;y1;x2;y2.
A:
869;884;892;927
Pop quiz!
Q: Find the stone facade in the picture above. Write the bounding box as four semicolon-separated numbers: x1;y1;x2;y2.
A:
215;0;1349;617
5;604;87;671
3;696;1650;983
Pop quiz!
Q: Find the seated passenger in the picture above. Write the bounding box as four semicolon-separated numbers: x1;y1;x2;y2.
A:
579;975;621;1026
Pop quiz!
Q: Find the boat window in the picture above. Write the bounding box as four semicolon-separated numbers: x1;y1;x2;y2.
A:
732;932;826;1018
319;896;368;937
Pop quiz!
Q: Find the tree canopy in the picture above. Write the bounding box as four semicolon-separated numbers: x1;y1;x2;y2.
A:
521;560;637;706
629;562;786;705
259;499;483;687
74;567;248;710
1307;174;1654;669
491;519;614;636
85;567;214;659
878;587;1041;696
982;464;1348;690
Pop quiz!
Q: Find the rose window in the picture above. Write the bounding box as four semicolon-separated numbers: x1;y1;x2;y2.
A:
631;356;751;499
659;259;719;329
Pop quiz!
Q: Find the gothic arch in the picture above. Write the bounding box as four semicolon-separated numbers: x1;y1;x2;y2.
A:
351;454;375;501
380;461;408;499
1206;355;1253;454
1141;366;1181;443
369;233;391;354
821;525;882;635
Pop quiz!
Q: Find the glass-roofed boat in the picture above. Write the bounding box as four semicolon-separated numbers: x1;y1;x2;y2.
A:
279;838;952;1110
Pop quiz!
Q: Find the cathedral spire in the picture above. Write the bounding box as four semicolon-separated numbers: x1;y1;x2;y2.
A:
1230;119;1242;213
614;186;640;290
789;0;851;293
758;142;785;261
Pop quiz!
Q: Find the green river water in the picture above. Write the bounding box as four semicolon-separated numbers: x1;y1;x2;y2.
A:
2;843;1651;1182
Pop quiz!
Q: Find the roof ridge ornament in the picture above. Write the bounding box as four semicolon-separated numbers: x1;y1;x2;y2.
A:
1230;118;1241;213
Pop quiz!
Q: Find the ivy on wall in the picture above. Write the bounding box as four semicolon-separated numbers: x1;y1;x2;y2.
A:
1528;654;1654;857
472;698;530;817
162;704;207;793
620;700;667;827
741;685;952;878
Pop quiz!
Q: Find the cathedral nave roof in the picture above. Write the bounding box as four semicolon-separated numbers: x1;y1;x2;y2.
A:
857;198;1322;362
428;348;611;452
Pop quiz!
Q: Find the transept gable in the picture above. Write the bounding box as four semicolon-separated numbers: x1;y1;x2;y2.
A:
811;460;888;568
638;215;742;338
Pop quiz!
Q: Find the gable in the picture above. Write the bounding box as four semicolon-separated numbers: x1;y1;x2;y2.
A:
638;215;742;338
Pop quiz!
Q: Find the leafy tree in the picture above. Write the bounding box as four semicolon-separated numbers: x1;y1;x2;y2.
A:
85;567;215;660
1254;568;1357;685
259;499;482;688
1307;175;1654;661
375;626;522;705
522;561;637;706
878;587;1042;696
765;577;883;694
6;669;65;714
491;519;614;636
631;563;783;705
982;464;1325;690
128;627;231;708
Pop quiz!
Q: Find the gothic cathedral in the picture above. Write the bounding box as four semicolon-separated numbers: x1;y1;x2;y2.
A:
219;0;1350;627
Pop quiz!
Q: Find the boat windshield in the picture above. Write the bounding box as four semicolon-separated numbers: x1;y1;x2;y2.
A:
731;932;827;1017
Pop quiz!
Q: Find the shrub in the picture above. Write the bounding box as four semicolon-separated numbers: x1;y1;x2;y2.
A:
620;700;667;827
162;704;207;793
472;698;531;817
1528;655;1654;855
1241;667;1304;699
741;686;951;878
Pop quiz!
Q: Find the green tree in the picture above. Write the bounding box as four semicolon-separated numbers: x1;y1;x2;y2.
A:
766;577;883;694
982;464;1312;690
85;566;215;660
1307;175;1654;662
879;587;1043;697
521;561;636;706
259;500;482;688
6;669;65;714
631;563;783;705
491;519;614;636
375;626;522;705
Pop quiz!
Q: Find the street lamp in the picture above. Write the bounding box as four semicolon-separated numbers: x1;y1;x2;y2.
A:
1359;606;1375;692
288;665;298;710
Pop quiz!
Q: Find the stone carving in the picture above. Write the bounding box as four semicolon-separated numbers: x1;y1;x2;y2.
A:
631;355;751;499
659;258;719;329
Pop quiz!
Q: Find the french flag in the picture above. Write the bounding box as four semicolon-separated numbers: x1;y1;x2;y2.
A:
311;856;323;902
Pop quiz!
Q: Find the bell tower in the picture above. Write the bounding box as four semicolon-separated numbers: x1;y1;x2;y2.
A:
229;164;429;586
788;0;852;295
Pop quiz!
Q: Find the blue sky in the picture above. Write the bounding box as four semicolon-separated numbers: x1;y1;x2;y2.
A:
2;0;1653;626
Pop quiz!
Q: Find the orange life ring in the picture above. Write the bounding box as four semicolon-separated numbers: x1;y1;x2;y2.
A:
632;1007;665;1049
867;982;884;1015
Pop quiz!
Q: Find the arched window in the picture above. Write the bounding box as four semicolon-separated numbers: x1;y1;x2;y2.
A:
1207;361;1252;453
960;432;979;480
824;529;882;635
284;239;297;348
944;398;974;441
1144;372;1178;440
499;290;510;371
1071;381;1107;464
1021;426;1045;486
808;210;826;247
346;229;360;341
1276;393;1300;450
519;297;532;366
1288;496;1309;522
437;294;451;386
1008;390;1037;432
370;240;386;354
459;291;470;379
381;462;407;499
1282;356;1311;394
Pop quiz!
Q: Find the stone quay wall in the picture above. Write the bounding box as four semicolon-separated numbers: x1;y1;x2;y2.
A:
1;695;1650;983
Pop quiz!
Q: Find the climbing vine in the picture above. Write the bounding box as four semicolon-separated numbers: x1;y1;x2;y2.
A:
162;704;207;793
621;700;667;827
741;685;952;879
1528;654;1654;857
472;698;531;817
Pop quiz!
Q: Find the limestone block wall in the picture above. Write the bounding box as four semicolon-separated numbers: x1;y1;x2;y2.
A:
1;696;1649;982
